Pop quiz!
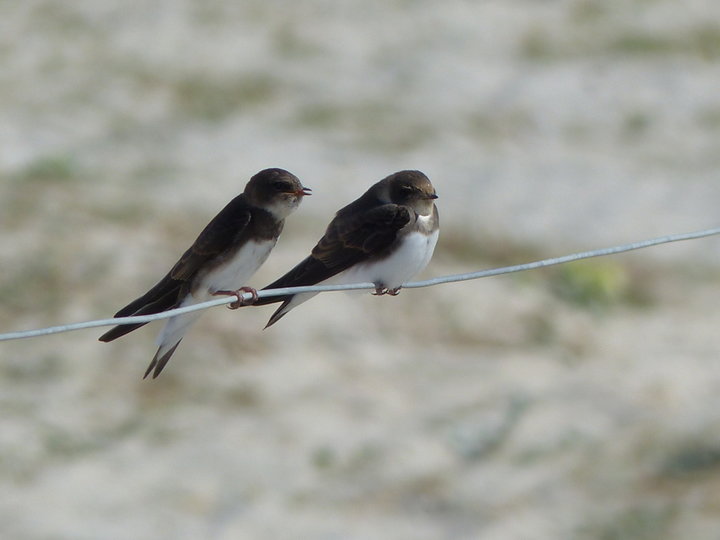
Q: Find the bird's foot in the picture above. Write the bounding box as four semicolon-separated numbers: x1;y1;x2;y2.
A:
371;286;401;296
213;287;259;309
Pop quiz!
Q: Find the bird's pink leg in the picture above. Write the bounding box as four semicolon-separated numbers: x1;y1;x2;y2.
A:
213;287;259;309
371;285;401;296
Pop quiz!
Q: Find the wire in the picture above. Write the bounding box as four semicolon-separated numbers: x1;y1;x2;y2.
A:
1;226;718;342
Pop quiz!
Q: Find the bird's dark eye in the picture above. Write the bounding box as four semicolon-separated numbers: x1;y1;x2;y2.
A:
400;184;415;193
272;181;290;192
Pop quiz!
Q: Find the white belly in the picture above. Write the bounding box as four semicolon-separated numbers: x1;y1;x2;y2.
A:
193;239;276;301
331;228;439;290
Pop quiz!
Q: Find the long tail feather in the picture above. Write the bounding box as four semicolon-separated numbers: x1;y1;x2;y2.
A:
144;341;182;379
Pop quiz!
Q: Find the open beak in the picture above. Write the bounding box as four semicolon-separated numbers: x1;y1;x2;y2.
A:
297;186;312;197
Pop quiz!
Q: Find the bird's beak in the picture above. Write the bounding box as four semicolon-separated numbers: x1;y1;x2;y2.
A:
297;186;312;197
426;192;438;200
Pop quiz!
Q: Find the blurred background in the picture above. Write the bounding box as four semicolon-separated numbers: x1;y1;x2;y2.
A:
2;1;720;538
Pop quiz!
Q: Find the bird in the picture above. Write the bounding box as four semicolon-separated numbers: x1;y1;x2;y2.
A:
99;168;311;378
254;170;439;328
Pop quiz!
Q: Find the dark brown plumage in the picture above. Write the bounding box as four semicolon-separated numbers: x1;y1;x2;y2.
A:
99;168;310;378
256;170;439;328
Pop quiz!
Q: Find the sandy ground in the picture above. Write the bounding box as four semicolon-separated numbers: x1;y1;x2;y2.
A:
2;1;720;539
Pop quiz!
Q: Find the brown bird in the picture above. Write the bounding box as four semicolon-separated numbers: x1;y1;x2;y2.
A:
99;168;311;378
255;170;439;328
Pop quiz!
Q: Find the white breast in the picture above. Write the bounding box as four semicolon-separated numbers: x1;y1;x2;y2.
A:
193;239;276;302
332;226;439;290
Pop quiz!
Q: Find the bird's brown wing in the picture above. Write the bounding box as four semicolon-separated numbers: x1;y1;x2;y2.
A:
99;196;253;342
169;199;253;281
259;203;411;294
